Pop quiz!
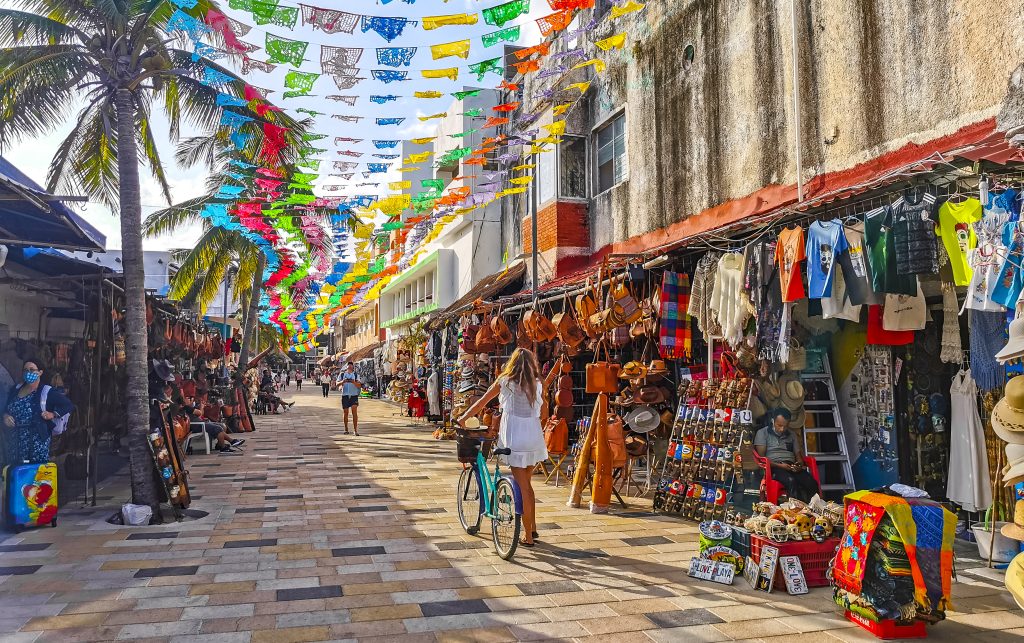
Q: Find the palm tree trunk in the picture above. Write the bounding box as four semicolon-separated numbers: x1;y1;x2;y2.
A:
237;252;265;371
115;88;158;510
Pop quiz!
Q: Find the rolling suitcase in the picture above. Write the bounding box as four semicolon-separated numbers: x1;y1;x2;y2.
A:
1;462;58;530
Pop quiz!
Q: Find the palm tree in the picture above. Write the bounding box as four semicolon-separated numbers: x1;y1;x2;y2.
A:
0;1;298;509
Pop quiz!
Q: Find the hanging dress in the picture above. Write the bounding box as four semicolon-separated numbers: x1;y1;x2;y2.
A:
497;378;547;468
946;369;991;512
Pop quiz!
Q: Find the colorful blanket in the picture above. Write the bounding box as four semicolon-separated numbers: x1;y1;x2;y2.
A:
834;491;956;613
659;271;692;360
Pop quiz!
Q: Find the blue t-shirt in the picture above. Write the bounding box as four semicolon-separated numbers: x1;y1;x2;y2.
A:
338;372;360;396
991;229;1024;309
805;219;849;299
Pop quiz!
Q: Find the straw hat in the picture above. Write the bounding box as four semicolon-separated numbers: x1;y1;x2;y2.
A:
1005;444;1024;485
647;360;670;376
993;377;1024;444
760;379;782;403
1001;500;1024;541
997;318;1024;364
624;405;662;433
1006;551;1024;610
781;379;805;411
788;407;806;429
620;361;648;380
749;395;768;420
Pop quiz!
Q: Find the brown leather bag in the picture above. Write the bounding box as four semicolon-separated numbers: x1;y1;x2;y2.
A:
475;317;497;352
522;309;541;342
490;313;513;345
585;340;620;394
611;274;642;325
543;416;568;455
594;413;628;468
575;278;600;338
462;324;481;353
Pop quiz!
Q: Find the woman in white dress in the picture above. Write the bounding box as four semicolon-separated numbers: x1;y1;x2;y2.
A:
458;348;547;546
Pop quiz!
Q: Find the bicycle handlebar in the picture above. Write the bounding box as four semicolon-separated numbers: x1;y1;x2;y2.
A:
493;447;511;456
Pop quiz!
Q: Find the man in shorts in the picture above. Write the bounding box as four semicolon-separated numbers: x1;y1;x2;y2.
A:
337;362;362;435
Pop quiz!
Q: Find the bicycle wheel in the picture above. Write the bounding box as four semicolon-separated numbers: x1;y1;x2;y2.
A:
456;467;482;535
491;478;521;560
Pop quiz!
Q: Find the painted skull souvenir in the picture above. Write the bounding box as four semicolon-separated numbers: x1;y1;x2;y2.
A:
743;516;760;532
823;502;843;525
811;523;828;543
766;518;789;542
793;513;815;539
815;516;834;538
786;523;803;541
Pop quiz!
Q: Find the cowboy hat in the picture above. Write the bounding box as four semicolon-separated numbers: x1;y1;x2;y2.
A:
760;379;782;403
636;385;666;405
781;379;805;411
624;433;648;457
998;318;1024;363
788;407;806;429
660;409;675;429
647;359;670;376
993;376;1024;444
749;395;767;420
1006;552;1024;610
620;361;648;379
624;405;661;433
1002;500;1024;541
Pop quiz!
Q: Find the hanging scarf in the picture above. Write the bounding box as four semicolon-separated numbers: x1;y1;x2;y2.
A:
658;271;692;360
969;309;1006;390
939;284;962;364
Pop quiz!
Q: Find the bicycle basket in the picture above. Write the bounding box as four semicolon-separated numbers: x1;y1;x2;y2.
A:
456;429;493;462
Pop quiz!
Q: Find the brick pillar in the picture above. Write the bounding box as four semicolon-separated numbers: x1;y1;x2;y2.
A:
522;200;590;285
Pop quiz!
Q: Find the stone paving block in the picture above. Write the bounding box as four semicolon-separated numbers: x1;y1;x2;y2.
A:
249;626;329;643
116;619;202;639
22;613;109;631
276;585;343;601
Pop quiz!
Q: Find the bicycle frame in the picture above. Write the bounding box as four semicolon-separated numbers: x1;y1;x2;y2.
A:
470;442;523;519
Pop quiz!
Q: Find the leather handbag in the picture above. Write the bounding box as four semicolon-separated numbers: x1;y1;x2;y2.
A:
585;340;621;394
553;294;586;347
596;413;628;468
523;309;541;342
543;415;568;455
534;309;558;342
611;274;642;325
461;324;480;353
575;278;600;337
475;317;497;352
490;313;513;345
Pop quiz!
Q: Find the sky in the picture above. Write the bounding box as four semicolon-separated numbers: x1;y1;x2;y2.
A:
0;0;551;252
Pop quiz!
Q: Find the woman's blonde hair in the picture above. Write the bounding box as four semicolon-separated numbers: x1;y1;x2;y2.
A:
499;347;541;406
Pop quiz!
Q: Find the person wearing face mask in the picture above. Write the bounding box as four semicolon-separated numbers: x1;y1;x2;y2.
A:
2;360;74;465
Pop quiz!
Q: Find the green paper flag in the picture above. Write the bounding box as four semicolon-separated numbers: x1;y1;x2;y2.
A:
468;57;503;81
284;70;319;98
482;0;530;27
421;179;444;191
303;133;328;142
251;0;298;28
450;129;478;138
452;89;482;100
482;25;521;48
381;221;404;231
461;109;483;117
437;147;473;165
267;34;308;66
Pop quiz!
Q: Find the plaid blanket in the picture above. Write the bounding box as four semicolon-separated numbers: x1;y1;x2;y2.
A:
659;271;692;360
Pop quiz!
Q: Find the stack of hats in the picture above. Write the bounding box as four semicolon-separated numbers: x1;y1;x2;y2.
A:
992;377;1024;486
757;375;805;428
452;356;489;420
996;318;1024;364
614;359;675;437
1003;503;1024;610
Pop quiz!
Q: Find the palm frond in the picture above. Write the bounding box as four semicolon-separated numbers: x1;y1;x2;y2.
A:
174;135;221;171
0;8;87;46
142;196;209;238
0;46;93;147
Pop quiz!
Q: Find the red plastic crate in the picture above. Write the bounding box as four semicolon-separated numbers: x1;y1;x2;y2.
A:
844;611;927;639
750;535;840;588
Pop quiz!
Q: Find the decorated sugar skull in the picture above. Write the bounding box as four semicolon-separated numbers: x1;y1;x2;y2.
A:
824;502;843;525
815;516;834;538
744;516;760;532
786;523;803;541
766;518;789;542
793;513;815;539
750;515;769;535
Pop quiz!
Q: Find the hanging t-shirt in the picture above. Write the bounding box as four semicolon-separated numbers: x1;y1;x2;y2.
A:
989;228;1024;309
837;223;878;306
775;227;806;303
866;305;914;346
882;284;927;331
805;219;849;299
966;202;1014;312
821;263;862;322
864;206;918;296
891;191;939;276
936;198;982;286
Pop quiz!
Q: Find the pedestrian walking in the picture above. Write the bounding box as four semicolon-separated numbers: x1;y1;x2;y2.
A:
295;369;303;390
337;362;361;435
321;369;331;397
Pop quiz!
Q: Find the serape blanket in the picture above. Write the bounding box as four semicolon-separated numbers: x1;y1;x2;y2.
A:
658;271;692;360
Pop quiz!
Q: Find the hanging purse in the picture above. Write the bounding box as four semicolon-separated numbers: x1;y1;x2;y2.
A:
553;293;586;347
543;416;569;455
585;339;621;394
575;277;600;337
611;274;642;325
475;315;497;353
490;310;513;345
596;413;628;468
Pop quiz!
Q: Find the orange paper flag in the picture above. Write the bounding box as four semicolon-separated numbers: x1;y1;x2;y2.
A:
513;42;551;60
482;116;509;128
512;59;540;75
493;102;519;112
536;9;573;37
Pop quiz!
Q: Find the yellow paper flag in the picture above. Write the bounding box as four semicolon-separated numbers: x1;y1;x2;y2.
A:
373;194;412;216
543;120;567;136
388;180;411;190
611;0;644;18
510;176;533;186
410;137;436;145
422;67;459;81
497;187;528;197
512;163;536;171
414;90;444;98
399;166;422;173
419;112;447;121
422;13;478;30
405;151;432;163
565;81;590;94
533;136;562;145
595;33;627;50
528;145;551;155
552;102;573;116
430;39;471;60
572;58;606;73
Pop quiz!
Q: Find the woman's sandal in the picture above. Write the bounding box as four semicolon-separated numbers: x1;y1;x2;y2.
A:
532;531;539;540
519;539;535;547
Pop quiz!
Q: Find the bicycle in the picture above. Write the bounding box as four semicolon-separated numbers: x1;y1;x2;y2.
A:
455;423;523;560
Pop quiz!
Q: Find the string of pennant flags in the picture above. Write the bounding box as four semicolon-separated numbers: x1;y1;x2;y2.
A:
161;0;645;351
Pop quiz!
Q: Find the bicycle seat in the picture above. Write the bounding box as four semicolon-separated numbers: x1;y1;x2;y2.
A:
493;447;511;456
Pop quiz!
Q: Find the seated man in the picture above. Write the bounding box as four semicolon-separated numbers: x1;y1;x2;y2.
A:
184;395;244;454
753;408;819;503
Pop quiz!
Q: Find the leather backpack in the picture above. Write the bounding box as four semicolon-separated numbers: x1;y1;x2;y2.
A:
490;312;513;345
585;339;620;394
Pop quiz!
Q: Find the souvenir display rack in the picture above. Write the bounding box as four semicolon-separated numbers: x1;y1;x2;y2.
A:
148;403;191;520
653;378;754;521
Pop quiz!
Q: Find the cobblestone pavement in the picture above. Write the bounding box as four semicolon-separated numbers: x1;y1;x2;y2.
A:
0;388;1020;642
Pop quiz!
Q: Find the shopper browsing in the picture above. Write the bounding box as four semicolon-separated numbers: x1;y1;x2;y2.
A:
295;369;303;391
753;408;820;502
458;348;548;547
337;362;362;435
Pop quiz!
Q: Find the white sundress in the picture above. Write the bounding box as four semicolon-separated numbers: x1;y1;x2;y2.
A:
946;369;991;512
497;378;548;468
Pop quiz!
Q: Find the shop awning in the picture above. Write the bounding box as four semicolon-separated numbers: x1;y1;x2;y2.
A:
348;341;382;362
0;157;105;251
429;261;527;326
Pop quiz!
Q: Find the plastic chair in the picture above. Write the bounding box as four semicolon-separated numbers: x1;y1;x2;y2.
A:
752;450;820;503
184;422;211;455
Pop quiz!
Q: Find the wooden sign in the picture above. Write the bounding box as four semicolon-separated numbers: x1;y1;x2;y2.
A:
778;555;808;595
754;544;779;593
687;557;735;585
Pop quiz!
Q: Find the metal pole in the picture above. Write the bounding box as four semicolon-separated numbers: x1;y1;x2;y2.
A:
222;272;231;380
531;167;539;308
791;0;804;202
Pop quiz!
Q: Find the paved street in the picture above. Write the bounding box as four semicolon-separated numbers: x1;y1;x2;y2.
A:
0;388;1020;642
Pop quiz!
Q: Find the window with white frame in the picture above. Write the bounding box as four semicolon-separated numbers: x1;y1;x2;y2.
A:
596;113;626;194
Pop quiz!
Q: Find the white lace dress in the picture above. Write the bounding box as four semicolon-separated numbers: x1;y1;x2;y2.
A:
497;378;548;468
946;369;991;512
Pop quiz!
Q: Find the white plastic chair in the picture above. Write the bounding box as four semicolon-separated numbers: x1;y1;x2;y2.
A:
184;422;211;455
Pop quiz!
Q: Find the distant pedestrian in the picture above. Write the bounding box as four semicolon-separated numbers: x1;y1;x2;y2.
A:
295;369;303;390
337;362;361;435
321;368;331;398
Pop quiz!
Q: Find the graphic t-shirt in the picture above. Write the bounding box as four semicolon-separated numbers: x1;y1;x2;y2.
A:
967;195;1016;311
805;219;849;299
775;227;806;303
891;192;939;276
821;266;862;322
990;229;1024;309
937;198;982;286
882;284;927;331
837;224;877;306
864;206;918;296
